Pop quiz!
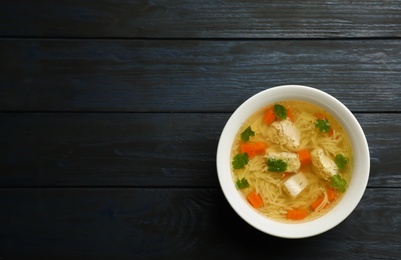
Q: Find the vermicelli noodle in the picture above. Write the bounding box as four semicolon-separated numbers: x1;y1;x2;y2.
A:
231;100;353;223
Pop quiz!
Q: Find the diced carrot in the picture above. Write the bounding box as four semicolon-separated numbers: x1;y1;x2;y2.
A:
253;142;266;155
310;197;324;211
316;113;326;120
241;143;256;158
281;172;292;179
263;107;276;124
328;128;334;137
297;149;311;166
328;128;340;139
299;164;310;173
247;191;264;208
311;188;337;211
286;208;309;220
326;187;337;202
287;108;294;122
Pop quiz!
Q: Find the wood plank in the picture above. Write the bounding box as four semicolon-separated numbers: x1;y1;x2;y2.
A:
0;113;226;187
0;113;400;187
0;188;399;258
1;39;401;112
1;1;401;38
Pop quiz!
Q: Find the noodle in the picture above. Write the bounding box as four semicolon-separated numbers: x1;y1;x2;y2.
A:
231;100;353;223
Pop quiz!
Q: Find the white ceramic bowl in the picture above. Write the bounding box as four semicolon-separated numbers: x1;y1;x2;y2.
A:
216;85;370;239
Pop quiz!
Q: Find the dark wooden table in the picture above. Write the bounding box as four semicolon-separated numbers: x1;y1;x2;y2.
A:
1;1;401;259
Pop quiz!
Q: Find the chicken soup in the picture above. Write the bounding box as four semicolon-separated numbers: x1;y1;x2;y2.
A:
231;100;353;223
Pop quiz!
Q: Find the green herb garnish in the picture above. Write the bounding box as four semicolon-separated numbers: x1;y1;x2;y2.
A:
315;118;331;133
267;158;287;172
235;178;250;189
273;104;287;120
331;174;347;192
232;153;249;170
240;126;255;142
335;154;349;170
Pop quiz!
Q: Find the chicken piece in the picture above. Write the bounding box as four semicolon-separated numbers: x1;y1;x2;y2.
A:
311;148;338;180
270;119;300;151
267;152;301;173
283;172;308;198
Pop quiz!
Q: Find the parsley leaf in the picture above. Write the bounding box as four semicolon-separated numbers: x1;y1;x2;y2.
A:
315;118;331;133
240;126;255;142
274;104;287;120
267;158;287;172
232;153;249;170
335;154;349;170
236;178;250;189
331;174;347;193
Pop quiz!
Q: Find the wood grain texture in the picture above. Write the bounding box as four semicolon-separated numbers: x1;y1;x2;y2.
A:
1;0;400;258
1;39;401;112
1;113;399;188
0;188;400;259
1;0;401;38
0;113;225;187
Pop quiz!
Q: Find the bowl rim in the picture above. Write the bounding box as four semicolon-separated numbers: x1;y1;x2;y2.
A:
216;85;370;239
